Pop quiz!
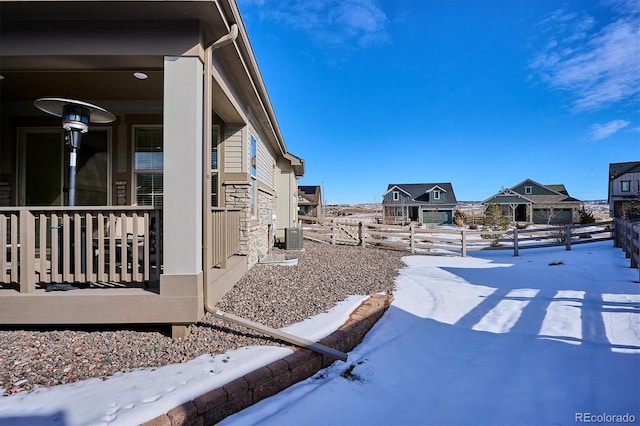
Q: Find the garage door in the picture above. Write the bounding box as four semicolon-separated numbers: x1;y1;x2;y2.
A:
423;211;451;224
532;208;572;224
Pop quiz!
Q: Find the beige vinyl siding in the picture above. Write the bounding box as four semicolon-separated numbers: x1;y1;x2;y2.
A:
224;125;244;174
256;137;274;188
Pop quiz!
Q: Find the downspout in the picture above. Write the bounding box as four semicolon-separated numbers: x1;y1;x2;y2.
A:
210;23;238;50
202;23;347;363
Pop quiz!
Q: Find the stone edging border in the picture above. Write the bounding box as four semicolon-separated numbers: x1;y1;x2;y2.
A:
143;293;394;426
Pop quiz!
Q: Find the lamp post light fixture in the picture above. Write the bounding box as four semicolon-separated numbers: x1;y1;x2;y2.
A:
34;98;115;206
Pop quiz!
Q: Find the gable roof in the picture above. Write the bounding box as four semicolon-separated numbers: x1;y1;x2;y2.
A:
483;189;533;204
298;185;321;204
384;183;457;204
609;161;640;180
484;179;580;204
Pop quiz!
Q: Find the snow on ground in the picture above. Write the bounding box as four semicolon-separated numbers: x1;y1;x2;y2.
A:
1;241;638;426
222;241;639;426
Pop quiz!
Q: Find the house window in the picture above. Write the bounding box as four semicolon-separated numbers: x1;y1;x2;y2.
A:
250;135;257;178
211;125;220;207
393;191;399;201
249;134;257;216
433;190;441;200
524;186;532;195
19;128;110;206
133;126;163;206
621;181;631;192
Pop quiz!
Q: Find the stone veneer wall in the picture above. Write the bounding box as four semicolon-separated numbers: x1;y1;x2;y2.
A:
224;183;274;267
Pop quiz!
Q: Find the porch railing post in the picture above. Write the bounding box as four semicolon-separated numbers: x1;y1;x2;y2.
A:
19;209;36;292
221;209;228;269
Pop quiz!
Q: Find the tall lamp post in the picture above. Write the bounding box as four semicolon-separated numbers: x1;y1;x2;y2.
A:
34;98;115;206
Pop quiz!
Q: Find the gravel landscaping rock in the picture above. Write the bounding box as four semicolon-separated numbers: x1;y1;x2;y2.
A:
0;241;405;395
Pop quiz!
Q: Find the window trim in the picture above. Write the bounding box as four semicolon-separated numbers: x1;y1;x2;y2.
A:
524;186;532;195
393;191;399;201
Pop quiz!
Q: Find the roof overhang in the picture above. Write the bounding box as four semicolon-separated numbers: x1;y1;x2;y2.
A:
1;0;303;168
425;185;447;193
483;189;533;204
285;153;305;177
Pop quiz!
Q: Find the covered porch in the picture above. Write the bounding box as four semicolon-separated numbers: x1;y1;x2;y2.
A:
0;0;264;336
383;203;421;224
483;190;533;224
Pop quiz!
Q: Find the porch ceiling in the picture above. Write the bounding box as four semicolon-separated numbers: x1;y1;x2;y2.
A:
0;70;164;102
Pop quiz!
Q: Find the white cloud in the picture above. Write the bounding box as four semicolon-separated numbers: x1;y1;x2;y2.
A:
238;0;389;48
589;119;630;140
529;1;640;111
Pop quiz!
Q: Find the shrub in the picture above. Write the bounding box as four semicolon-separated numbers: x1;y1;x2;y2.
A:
578;205;596;224
481;204;509;243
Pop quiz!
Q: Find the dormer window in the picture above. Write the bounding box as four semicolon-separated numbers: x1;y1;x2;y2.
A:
524;186;532;195
433;190;441;200
393;191;399;201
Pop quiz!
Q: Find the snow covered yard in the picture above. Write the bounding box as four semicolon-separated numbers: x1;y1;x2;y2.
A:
223;240;639;425
1;240;638;425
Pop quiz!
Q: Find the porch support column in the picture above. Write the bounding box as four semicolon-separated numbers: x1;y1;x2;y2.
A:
160;55;204;320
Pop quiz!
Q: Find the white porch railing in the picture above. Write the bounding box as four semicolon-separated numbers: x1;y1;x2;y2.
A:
0;207;161;292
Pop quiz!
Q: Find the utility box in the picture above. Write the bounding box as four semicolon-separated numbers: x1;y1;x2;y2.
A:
285;227;304;250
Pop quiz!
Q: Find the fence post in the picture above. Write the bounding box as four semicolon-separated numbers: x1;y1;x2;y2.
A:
460;229;466;257
410;224;415;254
331;218;336;245
358;222;363;247
565;225;572;251
513;228;519;257
632;224;639;269
625;221;631;258
634;224;640;283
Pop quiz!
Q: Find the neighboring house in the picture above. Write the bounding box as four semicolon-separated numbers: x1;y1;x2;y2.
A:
483;179;580;224
0;0;304;337
382;183;457;225
608;161;640;219
298;185;323;218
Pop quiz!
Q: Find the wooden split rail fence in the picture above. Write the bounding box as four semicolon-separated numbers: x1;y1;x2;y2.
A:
613;218;640;281
299;215;615;258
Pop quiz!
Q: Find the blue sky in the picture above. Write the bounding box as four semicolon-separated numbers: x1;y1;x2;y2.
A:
237;0;639;204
